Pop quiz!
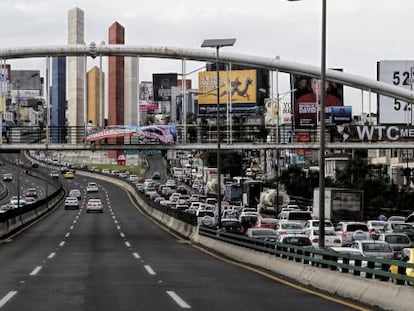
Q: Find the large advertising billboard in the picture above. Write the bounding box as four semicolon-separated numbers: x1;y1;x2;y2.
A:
291;72;344;129
198;69;257;114
377;60;414;124
152;73;177;102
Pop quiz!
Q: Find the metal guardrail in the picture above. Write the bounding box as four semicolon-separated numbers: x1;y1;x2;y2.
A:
199;226;414;285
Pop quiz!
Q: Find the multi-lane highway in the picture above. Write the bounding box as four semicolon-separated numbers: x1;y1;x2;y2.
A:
0;172;376;310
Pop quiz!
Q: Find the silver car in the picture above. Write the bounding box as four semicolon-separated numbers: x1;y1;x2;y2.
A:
350;240;395;259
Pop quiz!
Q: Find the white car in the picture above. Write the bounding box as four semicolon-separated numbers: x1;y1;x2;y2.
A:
69;189;81;199
304;228;342;248
3;173;13;181
86;198;104;213
64;196;80;210
86;182;99;193
303;219;334;231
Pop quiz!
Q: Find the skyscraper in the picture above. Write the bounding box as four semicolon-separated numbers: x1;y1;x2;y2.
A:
51;57;66;143
67;7;85;143
87;66;105;125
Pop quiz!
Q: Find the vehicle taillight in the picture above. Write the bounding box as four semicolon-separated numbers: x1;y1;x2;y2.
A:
312;238;319;243
342;231;347;238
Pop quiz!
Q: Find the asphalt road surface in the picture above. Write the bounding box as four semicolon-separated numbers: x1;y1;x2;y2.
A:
0;174;376;311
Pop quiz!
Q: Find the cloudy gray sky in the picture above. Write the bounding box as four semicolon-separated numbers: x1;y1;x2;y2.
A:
0;0;412;114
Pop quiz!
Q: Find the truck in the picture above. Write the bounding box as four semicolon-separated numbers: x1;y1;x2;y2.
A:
312;188;363;223
258;188;290;214
242;180;263;209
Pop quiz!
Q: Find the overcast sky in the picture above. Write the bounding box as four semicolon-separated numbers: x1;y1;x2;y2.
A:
0;0;413;115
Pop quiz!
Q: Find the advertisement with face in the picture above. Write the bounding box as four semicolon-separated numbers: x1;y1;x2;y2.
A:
291;73;343;129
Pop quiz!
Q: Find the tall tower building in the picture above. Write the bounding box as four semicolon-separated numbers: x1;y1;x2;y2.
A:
108;22;125;127
67;7;85;143
124;57;137;126
87;66;105;125
51;57;66;143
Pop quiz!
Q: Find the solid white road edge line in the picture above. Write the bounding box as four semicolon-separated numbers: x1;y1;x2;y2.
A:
144;265;156;275
166;291;191;309
0;291;17;308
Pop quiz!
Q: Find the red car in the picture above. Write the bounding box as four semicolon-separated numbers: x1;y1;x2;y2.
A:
253;217;278;230
25;188;38;198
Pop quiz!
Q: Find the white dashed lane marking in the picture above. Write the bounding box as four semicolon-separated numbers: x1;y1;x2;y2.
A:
133;252;141;259
120;232;125;238
125;241;131;248
144;265;156;275
166;291;191;309
29;266;42;276
0;291;18;308
59;241;65;247
47;252;56;259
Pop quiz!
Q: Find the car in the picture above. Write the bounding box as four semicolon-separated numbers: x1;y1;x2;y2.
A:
376;233;412;253
219;219;244;235
10;196;26;208
303;219;334;231
335;222;371;246
253;217;278;229
382;222;414;242
389;248;414;285
366;220;388;236
2;173;12;181
278;234;313;248
86;182;99;193
304;228;342;248
69;189;81;199
86;198;104;213
25;188;38;198
274;221;303;236
245;228;278;242
196;210;217;228
278;210;312;227
239;212;260;230
24;197;37;205
64;196;80;210
328;247;367;274
50;171;59;178
350;240;395;259
387;215;406;224
152;171;161;180
64;171;75;179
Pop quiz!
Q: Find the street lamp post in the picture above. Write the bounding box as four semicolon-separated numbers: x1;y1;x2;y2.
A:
288;0;327;248
201;38;236;228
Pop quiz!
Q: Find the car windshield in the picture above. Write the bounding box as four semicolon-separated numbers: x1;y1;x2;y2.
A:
347;224;368;232
198;211;214;217
362;242;393;252
222;221;241;227
289;212;312;220
313;230;337;236
384;235;410;244
261;218;278;224
283;237;312;246
252;230;276;237
393;223;413;231
281;223;302;229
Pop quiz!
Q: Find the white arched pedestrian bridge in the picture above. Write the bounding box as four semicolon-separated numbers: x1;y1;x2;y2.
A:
1;43;413;151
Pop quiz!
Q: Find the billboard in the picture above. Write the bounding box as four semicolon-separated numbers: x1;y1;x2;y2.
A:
139;81;153;101
198;69;257;113
291;72;344;129
331;106;352;124
152;73;177;102
377;60;414;124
